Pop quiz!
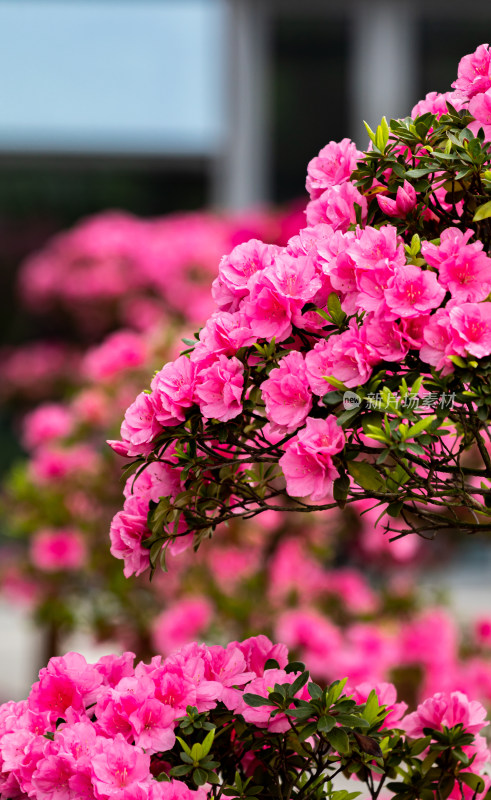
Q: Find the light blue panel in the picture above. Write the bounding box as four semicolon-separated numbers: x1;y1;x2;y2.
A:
0;0;226;155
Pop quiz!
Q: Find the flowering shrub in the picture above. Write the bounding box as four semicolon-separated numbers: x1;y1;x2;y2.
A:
0;636;488;800
111;44;491;573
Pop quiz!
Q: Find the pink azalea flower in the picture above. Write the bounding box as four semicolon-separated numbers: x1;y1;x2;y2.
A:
402;691;489;737
452;44;491;99
362;318;409;361
124;460;182;505
30;528;87;572
31;751;78;800
82;330;147;382
128;699;176;754
43;652;103;706
385;264;445;318
218;239;279;300
151;356;197;426
261;351;313;433
91;734;151;797
195;355;244;421
355;264;397;313
306;138;362;199
473;616;491;648
28;674;85;725
448;302;491;358
305;322;379;393
149;667;197;718
275;609;342;678
191;311;256;363
377;181;417;217
95;653;136;688
243;273;302;342
72;388;111;427
22;403;74;451
422;227;491;302
152;598;213;657
468;88;491;140
149;778;207;800
348;225;405;272
266;251;321;303
279;416;345;501
109;495;151;578
29;444;100;484
306;182;367;232
412;90;464;118
236;635;288;676
420;309;456;374
114;392;163;458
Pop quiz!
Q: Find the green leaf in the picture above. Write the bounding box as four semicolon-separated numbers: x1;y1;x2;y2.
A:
347;461;386;492
200;728;215;759
243;693;271;707
176;736;192;757
337;407;362;426
404;167;434;178
333;473;350;507
327;292;346;326
285;661;306;673
449;355;467;368
170;765;192;777
327;727;350;755
193;768;208;787
387;501;403;518
460;773;485;792
327;677;348;704
318;714;336;733
362;689;381;725
290;671;310;695
401;415;437;440
308;683;323;700
410;736;432;756
324;375;347;391
364;121;376;144
473;200;491;221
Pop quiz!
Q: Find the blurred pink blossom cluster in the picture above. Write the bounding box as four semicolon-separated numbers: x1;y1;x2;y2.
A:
0;205;303;404
18;209;302;335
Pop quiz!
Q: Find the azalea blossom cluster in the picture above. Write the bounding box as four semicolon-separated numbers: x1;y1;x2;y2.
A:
111;44;491;573
0;635;488;800
17;208;303;335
